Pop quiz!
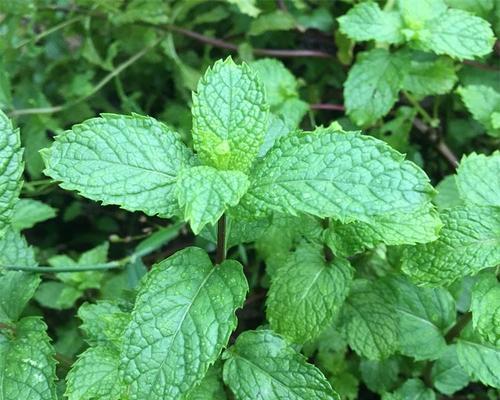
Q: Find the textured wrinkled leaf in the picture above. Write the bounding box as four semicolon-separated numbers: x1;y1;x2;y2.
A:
121;247;248;400
65;346;124;400
11;199;56;231
241;128;434;226
192;58;268;171
0;110;23;236
0;228;39;323
471;271;499;346
341;279;398;360
456;151;500;206
42;113;194;217
391;277;455;360
344;49;405;125
325;204;441;257
338;2;403;44
267;242;353;343
418;10;495;60
431;345;470;395
177;166;249;234
383;379;436;400
401;56;457;96
457;329;500;388
458;85;500;137
0;317;57;400
402;206;500;286
222;330;339;400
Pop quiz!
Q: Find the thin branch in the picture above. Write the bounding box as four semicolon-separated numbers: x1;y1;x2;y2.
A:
310;103;345;111
445;312;472;343
216;215;227;265
1;261;122;273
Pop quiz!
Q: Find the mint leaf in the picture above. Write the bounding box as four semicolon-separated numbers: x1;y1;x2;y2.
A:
457;328;500;388
0;317;57;400
383;379;436;400
341;279;398;360
11;199;56;231
65;346;124;400
360;359;400;394
241;128;434;224
337;2;403;44
177;166;249;234
398;0;447;26
471;271;499;346
222;330;339;400
402;206;500;286
187;362;226;400
418;9;495;60
435;175;464;210
42;113;194;217
458;85;500;137
456;152;500;207
249;11;296;36
0;228;39;323
0;110;23;236
431;345;470;395
344;49;405;125
325;204;441;257
121;247;248;400
227;0;260;17
266;241;353;343
401;55;457;97
192;58;268;171
391;277;456;360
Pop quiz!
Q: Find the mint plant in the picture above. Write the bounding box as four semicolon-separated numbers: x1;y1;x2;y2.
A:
0;1;499;398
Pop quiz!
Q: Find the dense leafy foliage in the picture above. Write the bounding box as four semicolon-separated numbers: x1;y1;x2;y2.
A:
0;1;499;399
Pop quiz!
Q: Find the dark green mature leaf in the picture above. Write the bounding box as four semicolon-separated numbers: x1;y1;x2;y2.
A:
192;57;269;171
241;128;435;226
42;113;194;217
431;345;470;395
0;317;57;400
360;358;400;394
121;247;248;400
341;279;399;360
267;241;353;343
402;206;500;286
383;379;436;400
187;362;227;400
222;330;339;400
0;110;23;236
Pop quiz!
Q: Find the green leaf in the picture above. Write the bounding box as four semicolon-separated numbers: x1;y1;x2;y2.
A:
325;204;441;257
471;271;500;346
457;328;500;388
400;55;457;97
42;113;194;217
222;330;339;400
65;346;124;400
431;345;470;395
402;206;500;286
176;166;249;234
435;175;464;210
192;58;269;171
266;242;353;343
458;85;500;137
398;0;447;27
360;358;400;394
34;281;81;311
341;279;399;360
456;152;500;207
383;379;436;400
344;49;405;125
391;277;456;360
240;128;434;225
417;10;495;60
11;199;56;231
338;2;404;44
187;362;227;400
0;110;23;236
226;0;260;17
0;317;57;400
0;228;39;323
121;247;248;400
249;11;296;36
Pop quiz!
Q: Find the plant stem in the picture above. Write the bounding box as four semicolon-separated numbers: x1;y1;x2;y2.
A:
321;219;334;263
310;103;345;111
1;261;122;273
216;215;227;265
0;322;15;333
445;312;472;343
14;16;83;49
403;91;439;128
